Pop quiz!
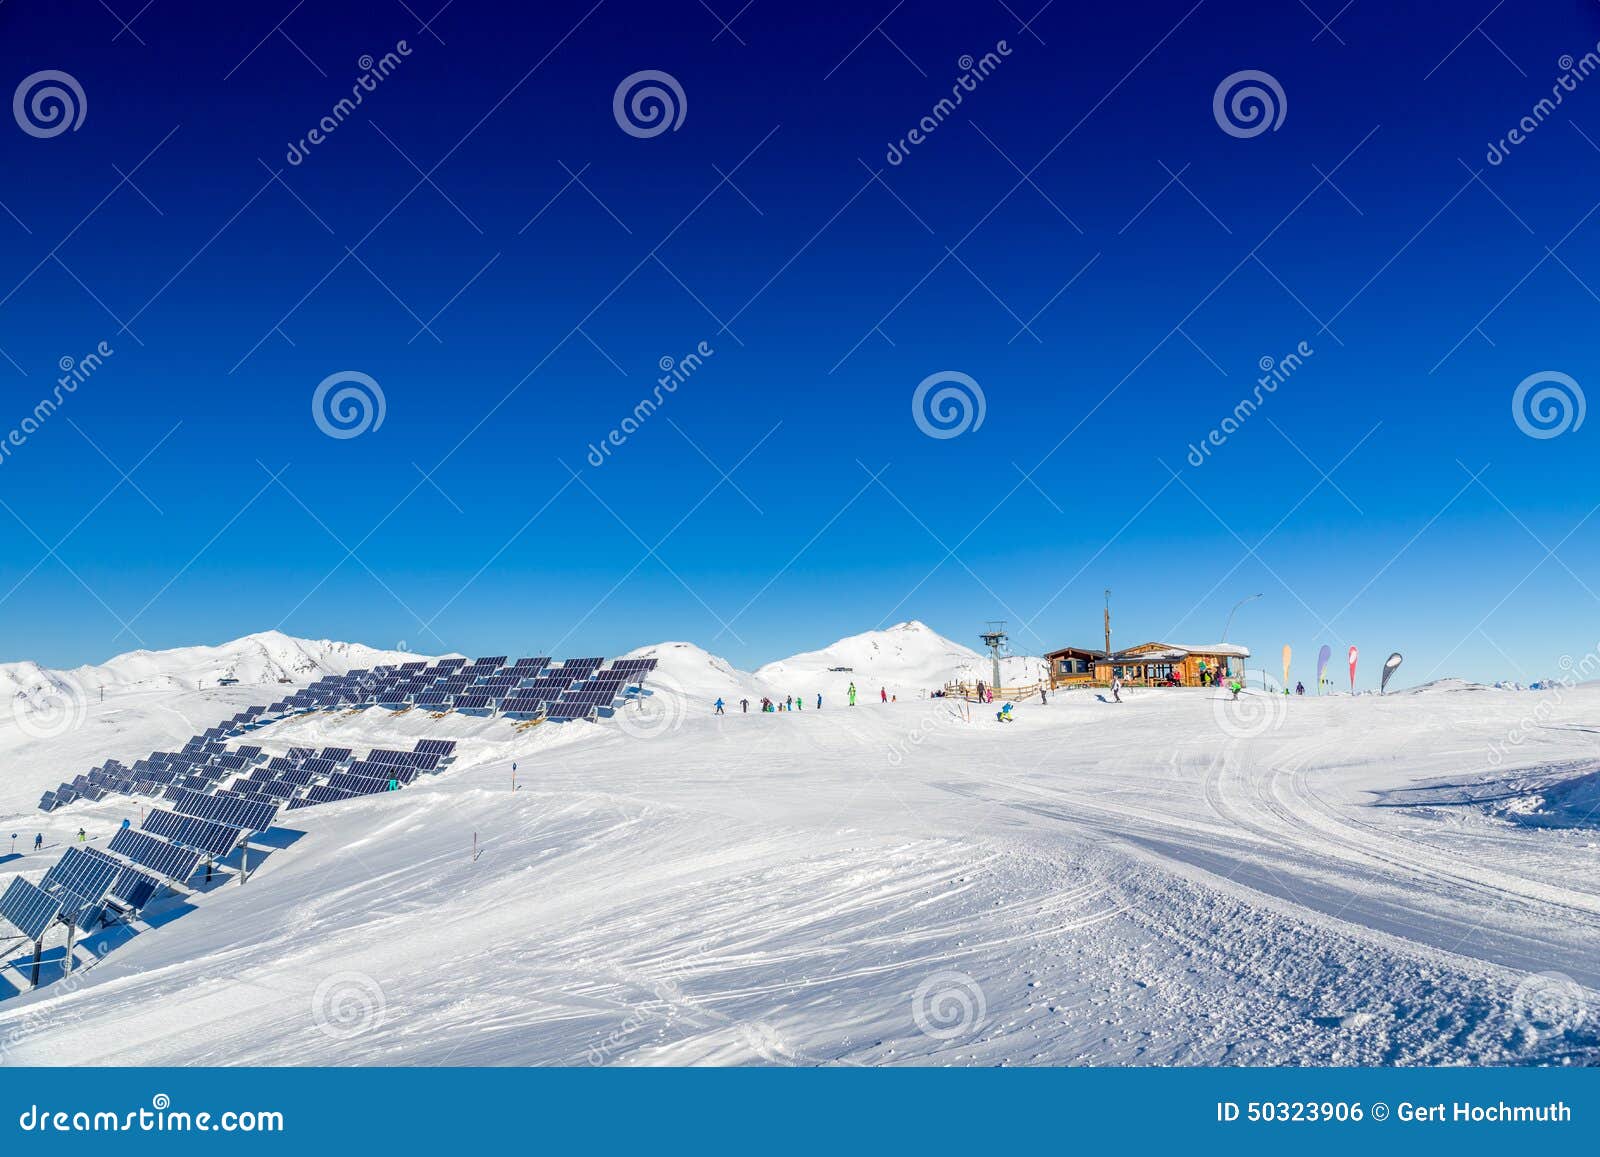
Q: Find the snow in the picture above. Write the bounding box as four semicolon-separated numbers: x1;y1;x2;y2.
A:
0;626;1597;1067
752;619;1048;697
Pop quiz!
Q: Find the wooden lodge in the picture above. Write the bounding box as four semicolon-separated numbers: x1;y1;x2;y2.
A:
1045;640;1250;689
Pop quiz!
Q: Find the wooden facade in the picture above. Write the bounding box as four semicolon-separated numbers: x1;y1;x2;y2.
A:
1094;641;1248;687
1047;641;1250;688
1043;645;1105;687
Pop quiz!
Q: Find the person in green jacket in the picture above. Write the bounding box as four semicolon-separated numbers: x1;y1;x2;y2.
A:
847;683;857;706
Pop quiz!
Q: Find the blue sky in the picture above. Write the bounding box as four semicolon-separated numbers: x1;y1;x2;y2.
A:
2;0;1599;684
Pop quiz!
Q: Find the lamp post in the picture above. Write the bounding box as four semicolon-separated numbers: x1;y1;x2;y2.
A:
1222;593;1262;643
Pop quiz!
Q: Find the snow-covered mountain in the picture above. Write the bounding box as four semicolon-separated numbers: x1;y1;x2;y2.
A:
753;620;985;697
1;630;433;700
750;620;1050;699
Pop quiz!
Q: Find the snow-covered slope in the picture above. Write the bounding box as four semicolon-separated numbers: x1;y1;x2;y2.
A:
2;628;1599;1068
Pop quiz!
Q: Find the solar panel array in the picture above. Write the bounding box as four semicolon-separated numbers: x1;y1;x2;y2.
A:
13;649;661;964
0;877;62;941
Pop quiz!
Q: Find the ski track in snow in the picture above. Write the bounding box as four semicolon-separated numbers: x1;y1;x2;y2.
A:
0;626;1597;1066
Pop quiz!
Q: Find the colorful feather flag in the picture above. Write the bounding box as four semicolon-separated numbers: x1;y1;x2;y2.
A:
1281;644;1291;690
1381;652;1403;694
1316;645;1331;695
1348;645;1359;694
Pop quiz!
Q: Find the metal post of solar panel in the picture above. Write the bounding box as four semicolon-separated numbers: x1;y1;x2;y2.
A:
63;920;75;976
30;939;41;989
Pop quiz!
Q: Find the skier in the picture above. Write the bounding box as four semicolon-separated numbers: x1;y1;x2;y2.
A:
714;697;726;715
975;680;985;703
1295;682;1305;696
1228;678;1242;700
388;776;399;791
33;833;42;852
740;697;749;713
880;687;887;704
816;693;822;710
848;683;857;707
785;695;792;711
996;701;1014;723
795;694;802;711
1111;676;1122;703
76;827;86;843
1039;685;1048;705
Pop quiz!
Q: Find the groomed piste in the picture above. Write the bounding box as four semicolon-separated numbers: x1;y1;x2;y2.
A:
0;623;1596;1067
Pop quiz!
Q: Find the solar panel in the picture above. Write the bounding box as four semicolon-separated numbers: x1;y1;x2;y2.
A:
42;846;122;906
288;747;316;760
150;811;243;859
320;747;353;762
108;827;200;882
327;773;391;796
414;739;457;756
0;877;62;940
172;789;277;833
365;749;408;766
299;757;338;777
110;865;160;910
300;785;358;807
39;791;57;811
142;809;186;842
273;768;318;787
455;694;492;710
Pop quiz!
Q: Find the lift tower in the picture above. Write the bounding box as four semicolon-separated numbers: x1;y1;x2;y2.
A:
978;622;1008;695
